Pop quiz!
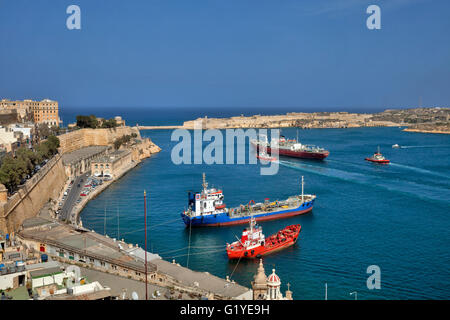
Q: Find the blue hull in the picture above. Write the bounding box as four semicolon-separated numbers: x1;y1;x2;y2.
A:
181;199;314;227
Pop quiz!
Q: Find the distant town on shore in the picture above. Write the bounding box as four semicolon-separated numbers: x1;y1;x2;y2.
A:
179;107;450;134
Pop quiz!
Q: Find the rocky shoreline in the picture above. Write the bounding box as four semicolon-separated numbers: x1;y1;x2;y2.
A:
403;128;450;134
172;107;450;133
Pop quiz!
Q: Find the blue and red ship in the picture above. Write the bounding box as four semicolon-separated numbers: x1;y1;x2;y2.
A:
181;174;315;227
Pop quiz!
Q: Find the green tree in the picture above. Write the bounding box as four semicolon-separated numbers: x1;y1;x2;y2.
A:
101;118;118;128
0;156;22;192
16;147;36;175
76;115;99;128
46;135;60;154
50;125;61;136
36;142;51;160
37;123;51;140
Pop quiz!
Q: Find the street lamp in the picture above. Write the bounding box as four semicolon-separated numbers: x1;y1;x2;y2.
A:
350;291;357;300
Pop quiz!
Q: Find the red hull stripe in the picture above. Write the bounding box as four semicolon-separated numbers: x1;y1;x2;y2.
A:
202;206;312;227
252;142;329;159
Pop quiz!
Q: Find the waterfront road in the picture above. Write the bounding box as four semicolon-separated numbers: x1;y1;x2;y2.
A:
60;171;90;222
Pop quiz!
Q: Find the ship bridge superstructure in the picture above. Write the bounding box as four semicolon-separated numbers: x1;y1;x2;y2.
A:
185;173;227;218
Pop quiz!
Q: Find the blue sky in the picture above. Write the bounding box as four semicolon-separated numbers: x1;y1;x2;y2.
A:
0;0;449;111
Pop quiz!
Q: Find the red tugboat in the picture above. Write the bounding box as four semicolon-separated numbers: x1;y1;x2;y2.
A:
226;217;301;259
365;146;390;164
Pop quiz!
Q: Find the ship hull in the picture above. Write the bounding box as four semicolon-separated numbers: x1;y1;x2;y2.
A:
181;199;314;227
365;158;390;164
227;225;301;259
252;142;329;160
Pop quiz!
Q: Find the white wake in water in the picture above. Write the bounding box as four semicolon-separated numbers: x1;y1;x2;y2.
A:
399;145;450;149
279;160;450;203
389;163;450;180
328;159;450;182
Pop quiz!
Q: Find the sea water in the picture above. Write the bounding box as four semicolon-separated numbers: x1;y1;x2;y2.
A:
63;107;450;299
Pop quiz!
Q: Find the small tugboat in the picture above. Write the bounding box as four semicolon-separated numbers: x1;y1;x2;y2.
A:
226;217;301;259
365;146;390;164
181;174;315;227
256;150;278;162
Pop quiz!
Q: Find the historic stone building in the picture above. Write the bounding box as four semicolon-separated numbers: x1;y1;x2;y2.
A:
91;150;133;178
251;259;293;300
0;98;60;126
31;99;60;126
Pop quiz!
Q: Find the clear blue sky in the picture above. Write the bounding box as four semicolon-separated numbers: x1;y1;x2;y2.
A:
0;0;449;110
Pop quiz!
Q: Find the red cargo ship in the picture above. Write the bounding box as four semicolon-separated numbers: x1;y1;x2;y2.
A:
226;217;301;259
251;135;329;160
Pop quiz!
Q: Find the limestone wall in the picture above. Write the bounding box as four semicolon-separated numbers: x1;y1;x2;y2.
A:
59;127;141;154
0;126;161;233
130;138;162;162
0;155;67;233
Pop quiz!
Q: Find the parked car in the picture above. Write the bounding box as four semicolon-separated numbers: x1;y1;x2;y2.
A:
64;191;68;196
80;193;87;197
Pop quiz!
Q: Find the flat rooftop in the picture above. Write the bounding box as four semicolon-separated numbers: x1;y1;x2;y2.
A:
19;219;251;299
92;149;130;164
152;259;250;299
29;266;63;278
19;219;157;273
62;146;108;166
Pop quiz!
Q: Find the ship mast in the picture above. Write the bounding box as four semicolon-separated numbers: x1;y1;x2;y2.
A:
202;172;208;191
301;176;304;203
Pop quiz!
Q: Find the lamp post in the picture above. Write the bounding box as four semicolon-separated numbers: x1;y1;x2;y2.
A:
350;291;357;300
144;190;148;301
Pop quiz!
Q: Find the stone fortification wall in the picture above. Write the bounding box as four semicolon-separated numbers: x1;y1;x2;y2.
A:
0;155;67;233
58;127;141;154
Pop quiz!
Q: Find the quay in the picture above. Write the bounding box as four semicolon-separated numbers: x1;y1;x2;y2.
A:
136;125;183;130
16;217;252;300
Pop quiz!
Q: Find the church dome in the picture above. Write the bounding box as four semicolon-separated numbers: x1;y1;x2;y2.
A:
267;269;281;286
253;259;268;288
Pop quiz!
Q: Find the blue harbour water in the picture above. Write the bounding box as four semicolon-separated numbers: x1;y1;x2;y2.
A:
65;107;450;300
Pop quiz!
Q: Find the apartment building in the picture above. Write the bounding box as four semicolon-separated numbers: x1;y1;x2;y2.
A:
0;98;60;126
